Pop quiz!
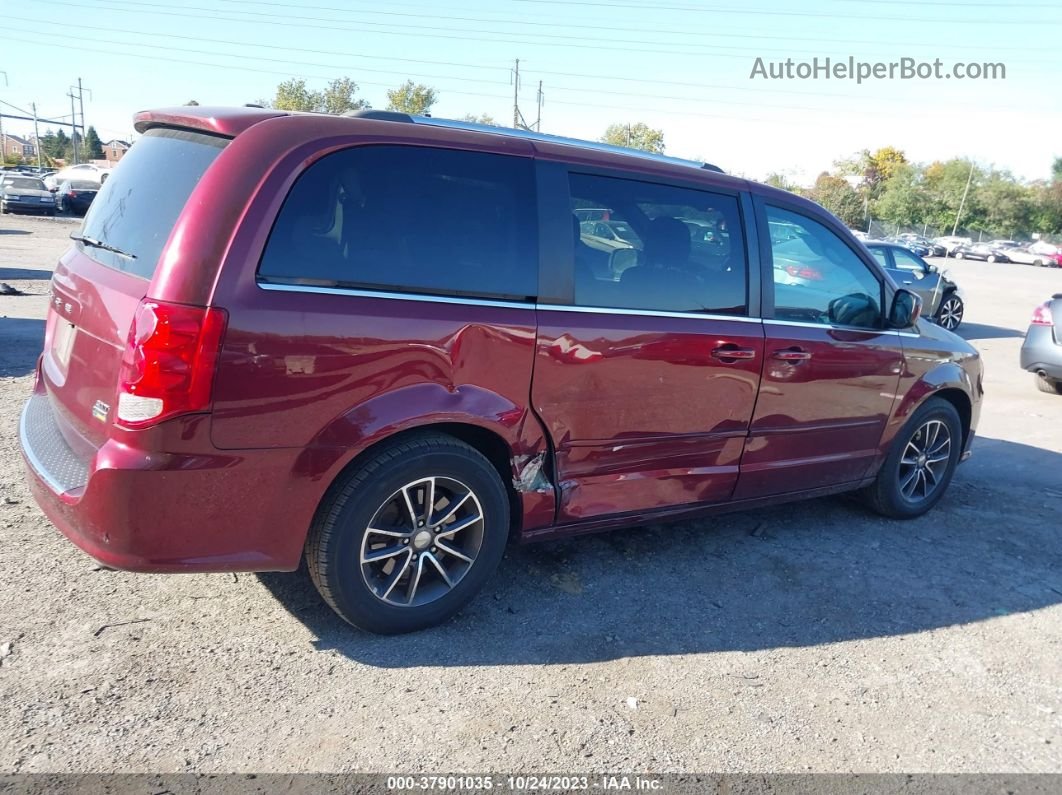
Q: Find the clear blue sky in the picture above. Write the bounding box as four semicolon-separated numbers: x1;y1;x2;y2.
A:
2;0;1059;181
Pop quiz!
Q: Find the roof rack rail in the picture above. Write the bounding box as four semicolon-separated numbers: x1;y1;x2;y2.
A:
343;109;414;123
334;111;724;174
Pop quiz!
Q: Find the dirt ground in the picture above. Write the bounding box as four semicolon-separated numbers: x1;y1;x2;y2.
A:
1;213;1060;774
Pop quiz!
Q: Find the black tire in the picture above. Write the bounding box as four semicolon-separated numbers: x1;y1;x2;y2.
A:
1034;259;1044;267
935;293;964;331
305;433;510;634
862;397;963;519
955;250;964;259
1035;373;1062;395
987;255;996;263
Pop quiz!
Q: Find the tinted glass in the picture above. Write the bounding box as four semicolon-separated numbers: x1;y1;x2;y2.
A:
259;146;537;301
4;177;45;190
68;181;99;191
768;206;883;329
867;246;890;269
79;128;226;279
569;173;747;315
891;248;927;271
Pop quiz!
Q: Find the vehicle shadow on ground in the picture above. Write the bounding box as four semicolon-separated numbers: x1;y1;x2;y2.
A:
0;318;45;376
0;267;53;280
957;322;1025;341
259;436;1062;666
0;229;31;236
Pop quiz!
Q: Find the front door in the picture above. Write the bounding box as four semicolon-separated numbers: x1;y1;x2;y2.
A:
532;169;764;522
735;202;903;498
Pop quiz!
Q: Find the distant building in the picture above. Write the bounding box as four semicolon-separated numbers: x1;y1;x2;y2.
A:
1;133;36;160
103;139;131;163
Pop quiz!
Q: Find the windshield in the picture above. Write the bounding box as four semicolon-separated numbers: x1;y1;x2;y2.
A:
4;178;45;191
77;128;227;279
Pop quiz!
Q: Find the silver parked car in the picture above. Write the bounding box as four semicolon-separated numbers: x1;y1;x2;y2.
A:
1020;295;1062;394
864;243;964;331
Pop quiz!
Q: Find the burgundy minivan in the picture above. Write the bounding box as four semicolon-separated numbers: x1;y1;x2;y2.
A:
20;107;983;633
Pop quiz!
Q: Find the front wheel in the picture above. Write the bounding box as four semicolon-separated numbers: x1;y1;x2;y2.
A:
954;250;964;259
305;433;510;634
1036;373;1062;395
862;398;963;519
987;255;997;263
935;294;964;331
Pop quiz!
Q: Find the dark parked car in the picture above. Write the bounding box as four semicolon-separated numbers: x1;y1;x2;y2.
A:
54;180;99;215
954;242;1010;263
1020;295;1062;395
0;175;56;216
19;106;984;634
863;243;965;330
887;236;931;258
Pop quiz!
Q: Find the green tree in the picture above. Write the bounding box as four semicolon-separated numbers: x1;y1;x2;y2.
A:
865;146;908;194
764;172;797;191
873;163;926;228
83;126;104;160
269;77;369;114
386;81;439;115
1052;157;1062;183
460;113;500;126
272;78;319;111
320;77;370;114
808;173;864;228
184;99;200;106
974;171;1031;237
601;122;665;154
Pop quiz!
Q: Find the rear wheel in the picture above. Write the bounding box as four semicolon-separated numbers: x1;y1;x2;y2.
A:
1033;258;1044;267
987;254;997;263
305;433;510;634
862;398;962;519
955;250;964;259
1036;373;1062;395
935;294;964;331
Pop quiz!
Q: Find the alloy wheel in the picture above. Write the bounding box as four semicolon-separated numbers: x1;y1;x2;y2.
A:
360;476;485;607
898;419;952;502
937;297;963;330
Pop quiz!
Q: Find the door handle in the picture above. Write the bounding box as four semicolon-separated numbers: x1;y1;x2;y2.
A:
772;348;812;362
711;345;757;362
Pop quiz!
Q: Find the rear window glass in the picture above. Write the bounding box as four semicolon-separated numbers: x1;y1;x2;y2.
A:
258;145;537;301
77;128;227;279
4;177;45;190
68;181;99;191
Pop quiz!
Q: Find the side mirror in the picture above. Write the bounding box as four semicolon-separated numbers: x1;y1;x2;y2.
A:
889;288;923;329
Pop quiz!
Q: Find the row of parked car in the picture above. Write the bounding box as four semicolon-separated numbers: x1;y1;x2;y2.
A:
0;163;110;217
852;230;1062;267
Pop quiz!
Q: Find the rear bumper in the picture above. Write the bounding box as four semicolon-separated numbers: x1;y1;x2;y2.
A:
2;199;54;213
1020;325;1062;379
19;389;317;573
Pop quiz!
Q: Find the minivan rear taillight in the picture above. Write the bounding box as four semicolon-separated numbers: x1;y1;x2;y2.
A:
116;299;228;428
1031;302;1054;327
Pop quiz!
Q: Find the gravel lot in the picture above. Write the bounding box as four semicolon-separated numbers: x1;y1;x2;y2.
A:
1;213;1060;774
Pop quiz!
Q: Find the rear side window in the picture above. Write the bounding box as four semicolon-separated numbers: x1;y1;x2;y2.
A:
258;145;537;301
569;172;747;315
78;128;226;279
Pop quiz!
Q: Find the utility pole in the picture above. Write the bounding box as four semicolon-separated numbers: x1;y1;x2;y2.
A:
31;102;41;170
0;71;7;164
512;58;521;129
77;77;86;151
534;80;544;132
68;90;79;164
951;162;975;236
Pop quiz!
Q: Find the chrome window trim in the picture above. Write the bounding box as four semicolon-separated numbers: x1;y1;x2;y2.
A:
764;318;900;335
537;303;760;323
257;282;761;323
256;281;535;310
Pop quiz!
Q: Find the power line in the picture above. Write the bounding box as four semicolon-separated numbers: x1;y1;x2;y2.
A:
47;0;1061;62
507;0;1060;24
204;0;1062;52
6;26;1038;117
15;15;1031;105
